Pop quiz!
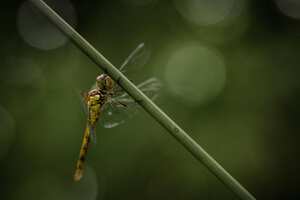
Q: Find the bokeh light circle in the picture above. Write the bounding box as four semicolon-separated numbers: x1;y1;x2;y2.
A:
15;167;98;200
174;0;239;26
17;0;77;50
70;166;99;200
1;57;44;87
0;105;16;159
275;0;300;20
164;44;226;106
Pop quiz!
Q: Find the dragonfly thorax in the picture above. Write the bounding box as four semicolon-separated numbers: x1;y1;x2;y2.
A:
87;89;106;106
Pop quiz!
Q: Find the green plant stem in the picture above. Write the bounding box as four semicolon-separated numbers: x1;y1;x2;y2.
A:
28;0;256;199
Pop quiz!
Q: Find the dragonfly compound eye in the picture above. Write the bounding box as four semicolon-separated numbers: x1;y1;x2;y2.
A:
105;77;114;90
96;74;106;81
96;74;107;89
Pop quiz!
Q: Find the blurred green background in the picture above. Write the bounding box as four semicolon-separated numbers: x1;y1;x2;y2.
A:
1;0;300;199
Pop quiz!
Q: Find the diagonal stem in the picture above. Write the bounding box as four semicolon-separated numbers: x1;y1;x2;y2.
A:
28;0;256;199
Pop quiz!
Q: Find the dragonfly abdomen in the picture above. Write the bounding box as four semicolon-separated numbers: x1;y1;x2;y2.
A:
74;89;106;181
74;125;91;181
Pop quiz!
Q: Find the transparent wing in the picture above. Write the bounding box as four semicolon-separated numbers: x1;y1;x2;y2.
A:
98;77;161;129
99;100;136;129
119;43;150;73
137;77;161;100
90;43;149;91
113;77;161;105
76;90;88;115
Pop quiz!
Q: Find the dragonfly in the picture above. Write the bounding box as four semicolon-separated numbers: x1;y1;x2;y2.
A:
73;43;161;181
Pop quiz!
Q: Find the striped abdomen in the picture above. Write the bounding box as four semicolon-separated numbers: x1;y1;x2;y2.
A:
74;125;91;181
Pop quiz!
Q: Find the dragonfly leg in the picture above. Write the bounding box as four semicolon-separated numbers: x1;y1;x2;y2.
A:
110;99;128;107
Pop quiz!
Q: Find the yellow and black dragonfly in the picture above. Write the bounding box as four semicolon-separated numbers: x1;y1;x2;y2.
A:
74;43;161;181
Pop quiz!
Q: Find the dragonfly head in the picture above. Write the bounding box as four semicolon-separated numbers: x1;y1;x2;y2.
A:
96;74;114;91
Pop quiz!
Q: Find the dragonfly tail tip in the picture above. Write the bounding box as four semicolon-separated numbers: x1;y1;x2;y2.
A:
73;170;83;182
